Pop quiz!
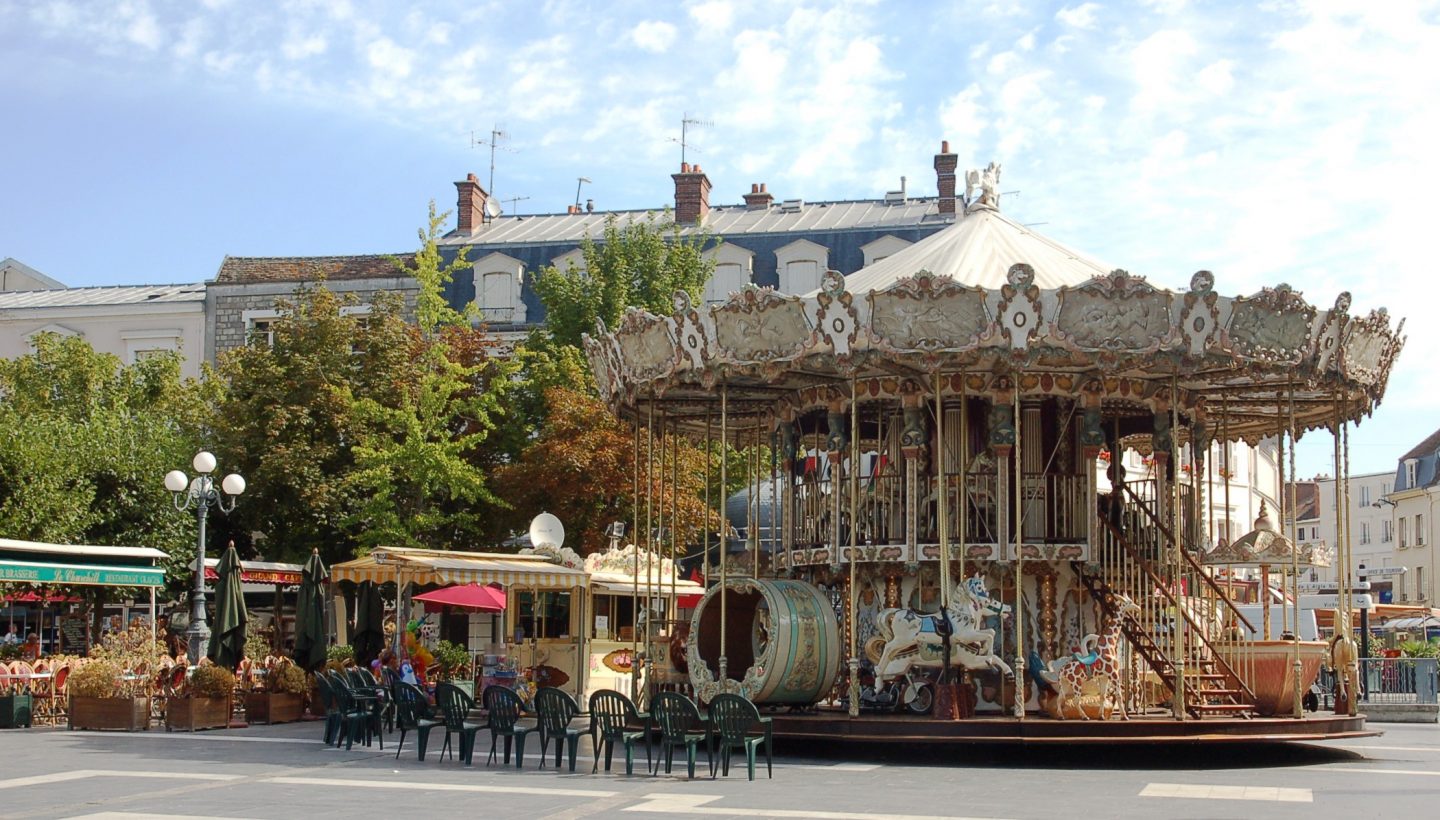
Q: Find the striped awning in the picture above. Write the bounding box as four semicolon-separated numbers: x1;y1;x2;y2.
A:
330;547;588;589
589;571;705;597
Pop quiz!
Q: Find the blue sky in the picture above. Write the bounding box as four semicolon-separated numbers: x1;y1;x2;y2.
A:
0;0;1435;478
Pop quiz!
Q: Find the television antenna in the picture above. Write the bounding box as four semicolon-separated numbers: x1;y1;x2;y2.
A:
502;195;530;215
668;113;713;166
470;126;515;199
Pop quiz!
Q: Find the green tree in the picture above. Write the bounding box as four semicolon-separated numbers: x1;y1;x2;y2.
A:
532;211;717;349
0;334;208;638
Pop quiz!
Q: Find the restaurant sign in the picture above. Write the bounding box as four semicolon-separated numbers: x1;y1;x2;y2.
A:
0;559;164;588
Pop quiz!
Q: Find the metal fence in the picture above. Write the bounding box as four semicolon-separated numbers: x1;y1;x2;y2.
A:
1315;657;1439;707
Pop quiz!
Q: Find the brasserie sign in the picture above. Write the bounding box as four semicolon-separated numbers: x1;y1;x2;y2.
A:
0;560;164;587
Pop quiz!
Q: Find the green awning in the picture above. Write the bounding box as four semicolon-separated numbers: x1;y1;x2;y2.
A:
0;558;166;588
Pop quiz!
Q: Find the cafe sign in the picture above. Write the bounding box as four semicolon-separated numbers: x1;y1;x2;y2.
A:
0;559;165;588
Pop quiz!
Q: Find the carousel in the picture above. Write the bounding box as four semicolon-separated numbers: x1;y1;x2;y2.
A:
582;163;1405;743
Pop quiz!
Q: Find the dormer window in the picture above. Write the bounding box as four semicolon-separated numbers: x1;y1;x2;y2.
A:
775;239;829;294
473;252;527;324
702;243;754;303
1405;458;1418;489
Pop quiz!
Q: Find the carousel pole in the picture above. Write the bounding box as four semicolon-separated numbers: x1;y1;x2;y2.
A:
770;415;779;578
848;375;861;718
1171;377;1185;720
1342;414;1359;715
719;383;729;684
935;372;951;670
1288;378;1303;717
644;396;655;701
1012;383;1025;719
631;415;641;702
670;415;678;621
753;416;762;580
705;405;713;584
959;372;969;576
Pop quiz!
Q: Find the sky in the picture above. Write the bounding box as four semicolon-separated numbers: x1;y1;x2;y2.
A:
0;0;1435;479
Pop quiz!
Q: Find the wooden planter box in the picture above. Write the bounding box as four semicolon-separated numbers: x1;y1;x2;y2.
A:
69;696;149;731
0;694;32;728
165;696;231;732
244;691;305;724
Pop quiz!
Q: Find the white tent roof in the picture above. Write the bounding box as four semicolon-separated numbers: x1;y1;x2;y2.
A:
834;206;1113;295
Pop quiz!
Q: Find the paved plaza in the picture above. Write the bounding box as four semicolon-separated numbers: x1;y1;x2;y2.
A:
1;720;1437;819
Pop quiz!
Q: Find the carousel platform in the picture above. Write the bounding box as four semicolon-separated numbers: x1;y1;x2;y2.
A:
764;710;1376;745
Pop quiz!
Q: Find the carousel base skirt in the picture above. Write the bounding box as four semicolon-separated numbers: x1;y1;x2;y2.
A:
766;709;1374;745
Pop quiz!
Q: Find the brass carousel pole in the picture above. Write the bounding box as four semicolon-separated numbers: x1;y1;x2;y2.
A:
1171;376;1185;720
644;395;655;702
719;383;729;684
1012;383;1025;719
847;374;861;718
936;372;951;689
959;371;969;574
1288;378;1302;716
670;414;678;623
754;416;762;580
1342;412;1359;715
631;415;641;702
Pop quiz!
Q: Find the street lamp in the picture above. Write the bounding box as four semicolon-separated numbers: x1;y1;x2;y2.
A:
164;451;244;662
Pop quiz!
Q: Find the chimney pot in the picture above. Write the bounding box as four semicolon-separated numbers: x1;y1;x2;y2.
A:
454;174;490;234
672;163;712;224
586;198;594;213
743;181;774;211
934;139;959;216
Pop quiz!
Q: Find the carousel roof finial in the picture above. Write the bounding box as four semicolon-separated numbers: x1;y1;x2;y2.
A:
964;161;1002;213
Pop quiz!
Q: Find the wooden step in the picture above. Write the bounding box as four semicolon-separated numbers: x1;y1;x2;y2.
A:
1189;703;1255;712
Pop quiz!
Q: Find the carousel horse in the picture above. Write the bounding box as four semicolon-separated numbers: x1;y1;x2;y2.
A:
872;574;1015;684
1039;594;1140;720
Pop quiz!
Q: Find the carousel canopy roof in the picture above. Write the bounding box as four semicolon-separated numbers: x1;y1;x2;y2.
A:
835;206;1110;294
585;173;1404;444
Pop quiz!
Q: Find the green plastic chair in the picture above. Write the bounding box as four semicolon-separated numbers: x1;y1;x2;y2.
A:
482;685;538;768
707;693;773;780
391;681;444;762
435;682;486;765
313;675;341;746
326;672;377;750
650;691;711;779
533;687;584;772
587;689;651;774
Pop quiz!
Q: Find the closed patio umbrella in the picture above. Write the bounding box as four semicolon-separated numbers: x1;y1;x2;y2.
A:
208;541;248;669
351;580;385;667
292;549;328;671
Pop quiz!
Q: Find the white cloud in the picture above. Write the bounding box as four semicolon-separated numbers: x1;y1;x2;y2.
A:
1056;3;1100;30
689;1;733;33
282;31;327;60
366;37;413;78
631;20;677;53
1195;59;1234;95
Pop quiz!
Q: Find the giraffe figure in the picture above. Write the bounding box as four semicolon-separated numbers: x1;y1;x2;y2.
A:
1052;595;1140;720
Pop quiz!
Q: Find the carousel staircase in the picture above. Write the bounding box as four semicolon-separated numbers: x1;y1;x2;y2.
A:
1082;513;1257;719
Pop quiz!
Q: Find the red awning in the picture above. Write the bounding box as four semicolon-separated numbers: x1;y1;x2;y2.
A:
2;592;81;604
414;583;507;612
203;560;304;586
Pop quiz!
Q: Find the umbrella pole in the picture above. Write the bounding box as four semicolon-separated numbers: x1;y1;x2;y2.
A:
150;588;156;646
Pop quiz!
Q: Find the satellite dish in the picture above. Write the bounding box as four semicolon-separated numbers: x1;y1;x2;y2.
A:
483;198;502;219
529;512;565;549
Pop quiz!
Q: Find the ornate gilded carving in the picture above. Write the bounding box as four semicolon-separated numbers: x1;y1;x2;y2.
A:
867;269;990;353
1226;284;1316;363
993;264;1042;351
712;285;811;363
811;270;860;358
1052;269;1172;352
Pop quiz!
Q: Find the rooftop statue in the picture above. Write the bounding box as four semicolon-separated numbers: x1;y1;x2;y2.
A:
964;161;1002;211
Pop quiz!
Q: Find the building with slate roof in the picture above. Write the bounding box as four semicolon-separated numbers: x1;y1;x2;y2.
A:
1386;426;1440;605
0;261;206;378
206;143;966;359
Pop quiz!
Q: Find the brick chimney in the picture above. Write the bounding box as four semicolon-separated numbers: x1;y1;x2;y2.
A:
454;173;490;234
934;140;958;216
672;162;712;224
743;182;773;211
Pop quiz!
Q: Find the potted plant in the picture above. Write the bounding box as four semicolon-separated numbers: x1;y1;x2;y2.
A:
68;660;149;731
244;662;308;724
68;627;165;732
433;640;474;697
166;664;234;732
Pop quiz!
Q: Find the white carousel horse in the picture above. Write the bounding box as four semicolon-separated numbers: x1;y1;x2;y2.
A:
873;574;1015;684
1040;594;1140;720
1329;609;1359;714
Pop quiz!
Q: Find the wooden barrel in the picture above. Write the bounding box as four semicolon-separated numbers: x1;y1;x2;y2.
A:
688;578;841;705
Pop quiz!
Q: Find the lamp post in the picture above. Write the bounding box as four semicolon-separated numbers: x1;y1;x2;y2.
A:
164;451;245;663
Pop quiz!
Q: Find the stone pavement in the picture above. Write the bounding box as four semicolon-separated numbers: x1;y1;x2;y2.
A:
0;719;1436;819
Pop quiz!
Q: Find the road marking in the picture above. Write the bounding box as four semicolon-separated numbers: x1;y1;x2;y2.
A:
0;770;242;790
622;793;1010;819
1331;744;1440;753
264;775;617;798
1140;783;1312;802
68;814;259;820
1327;767;1440;777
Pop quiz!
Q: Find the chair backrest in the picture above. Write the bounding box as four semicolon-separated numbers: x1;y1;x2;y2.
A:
32;659;49;673
587;689;639;738
327;672;355;712
358;667;380;687
51;665;70;694
533;686;579;735
313;674;334;710
391;681;429;729
651;691;702;741
482;684;524;731
167;664;188;695
345;668;367;689
435;682;475;730
707;693;762;745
